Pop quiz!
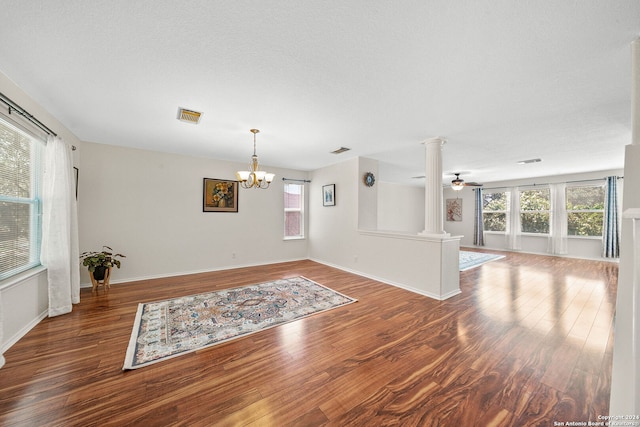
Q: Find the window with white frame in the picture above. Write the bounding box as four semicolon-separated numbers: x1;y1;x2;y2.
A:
0;116;43;280
519;188;550;234
482;191;509;232
284;183;304;239
566;184;605;237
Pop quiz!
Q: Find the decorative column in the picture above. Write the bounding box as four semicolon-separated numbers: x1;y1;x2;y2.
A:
420;138;449;236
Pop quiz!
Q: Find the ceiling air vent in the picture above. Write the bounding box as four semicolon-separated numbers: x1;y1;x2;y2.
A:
517;158;542;165
177;108;202;124
331;147;351;154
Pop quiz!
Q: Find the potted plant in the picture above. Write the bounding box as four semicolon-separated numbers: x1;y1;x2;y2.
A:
80;246;125;290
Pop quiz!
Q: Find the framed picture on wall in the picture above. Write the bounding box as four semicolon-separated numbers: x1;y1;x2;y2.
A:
322;184;336;206
446;198;462;221
203;178;239;212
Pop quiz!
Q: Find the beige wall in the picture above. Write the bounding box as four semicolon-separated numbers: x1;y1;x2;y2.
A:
78;142;310;285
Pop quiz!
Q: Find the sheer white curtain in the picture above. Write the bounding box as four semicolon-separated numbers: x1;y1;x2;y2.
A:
41;136;80;317
548;183;568;255
506;188;521;250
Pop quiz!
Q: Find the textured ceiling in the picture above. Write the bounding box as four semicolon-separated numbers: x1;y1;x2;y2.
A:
0;1;638;185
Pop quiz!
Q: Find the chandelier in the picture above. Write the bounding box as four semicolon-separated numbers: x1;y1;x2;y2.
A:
235;129;275;189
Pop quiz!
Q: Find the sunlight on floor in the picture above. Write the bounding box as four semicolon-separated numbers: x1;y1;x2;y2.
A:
474;264;612;351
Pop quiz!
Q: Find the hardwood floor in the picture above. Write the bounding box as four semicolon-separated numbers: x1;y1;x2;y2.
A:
0;251;618;426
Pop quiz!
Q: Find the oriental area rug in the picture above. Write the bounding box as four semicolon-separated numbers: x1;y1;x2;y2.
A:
123;276;356;369
459;250;505;271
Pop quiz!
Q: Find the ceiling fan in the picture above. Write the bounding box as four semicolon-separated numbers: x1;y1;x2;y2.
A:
451;173;483;191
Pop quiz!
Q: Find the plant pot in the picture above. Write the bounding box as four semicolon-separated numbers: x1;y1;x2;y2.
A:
93;266;108;280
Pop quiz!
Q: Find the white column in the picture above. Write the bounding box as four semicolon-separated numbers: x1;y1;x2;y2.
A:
420;138;449;236
633;38;640;145
610;37;640;416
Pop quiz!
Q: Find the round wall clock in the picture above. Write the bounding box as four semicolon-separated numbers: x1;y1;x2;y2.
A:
363;172;376;187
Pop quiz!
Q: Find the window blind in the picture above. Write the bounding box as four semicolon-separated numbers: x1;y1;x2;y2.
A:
0;116;43;280
284;183;304;239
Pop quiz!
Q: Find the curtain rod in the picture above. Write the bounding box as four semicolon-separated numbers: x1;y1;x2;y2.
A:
282;177;311;183
0;91;58;137
479;176;623;191
0;91;77;151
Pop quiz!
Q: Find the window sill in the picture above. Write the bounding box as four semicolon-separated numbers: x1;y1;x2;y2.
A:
283;236;305;241
0;265;47;292
568;235;602;240
484;232;602;240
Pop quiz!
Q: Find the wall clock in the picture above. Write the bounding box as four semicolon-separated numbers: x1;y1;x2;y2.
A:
363;172;376;187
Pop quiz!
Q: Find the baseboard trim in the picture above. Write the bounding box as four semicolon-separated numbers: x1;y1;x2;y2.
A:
80;257;309;288
2;309;48;354
309;258;456;301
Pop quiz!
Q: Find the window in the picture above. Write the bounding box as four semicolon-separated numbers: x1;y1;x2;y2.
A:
520;188;550;234
284;183;304;239
566;185;605;236
0;117;43;280
482;191;509;232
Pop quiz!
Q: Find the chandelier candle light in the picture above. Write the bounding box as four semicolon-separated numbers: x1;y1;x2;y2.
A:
236;129;275;189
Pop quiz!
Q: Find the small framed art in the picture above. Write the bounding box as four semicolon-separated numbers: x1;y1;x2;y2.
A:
203;178;239;212
322;184;336;206
446;198;462;221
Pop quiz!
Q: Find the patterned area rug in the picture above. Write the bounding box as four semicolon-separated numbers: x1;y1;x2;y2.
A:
123;276;356;369
459;250;505;271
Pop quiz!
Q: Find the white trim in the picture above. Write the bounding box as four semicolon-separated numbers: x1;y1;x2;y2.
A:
358;229;462;243
1;309;48;353
80;257;308;288
463;245;619;263
0;265;47;292
309;257;461;301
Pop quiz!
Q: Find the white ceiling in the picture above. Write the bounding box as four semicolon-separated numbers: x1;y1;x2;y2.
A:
1;1;638;186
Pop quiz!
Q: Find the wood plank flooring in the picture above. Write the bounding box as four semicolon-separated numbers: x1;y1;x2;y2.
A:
0;250;618;426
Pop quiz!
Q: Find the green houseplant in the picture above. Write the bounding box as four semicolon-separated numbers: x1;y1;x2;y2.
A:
79;246;125;281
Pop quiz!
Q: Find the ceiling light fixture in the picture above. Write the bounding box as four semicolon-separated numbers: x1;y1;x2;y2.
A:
236;129;275;189
451;173;465;191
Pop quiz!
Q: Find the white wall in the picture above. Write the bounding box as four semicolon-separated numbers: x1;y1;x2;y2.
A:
0;71;83;363
610;143;640;413
1;269;48;355
309;157;460;300
358;157;378;230
308;158;359;268
78;142;310;285
442;169;624;260
377;182;424;233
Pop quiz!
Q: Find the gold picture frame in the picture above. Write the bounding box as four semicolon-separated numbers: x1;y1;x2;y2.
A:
203;178;239;212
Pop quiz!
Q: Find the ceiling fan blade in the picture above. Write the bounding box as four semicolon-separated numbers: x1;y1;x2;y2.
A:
464;182;483;187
